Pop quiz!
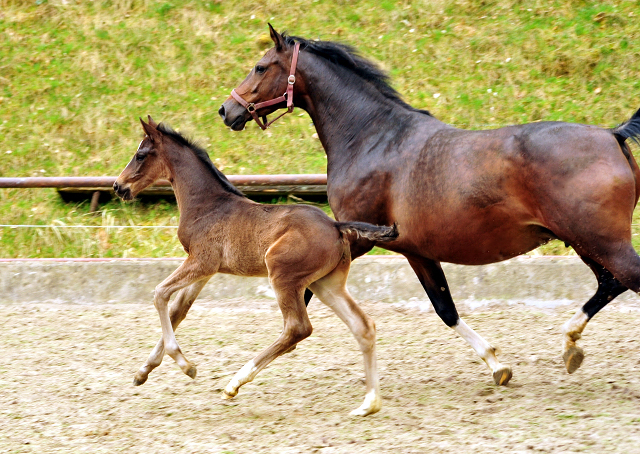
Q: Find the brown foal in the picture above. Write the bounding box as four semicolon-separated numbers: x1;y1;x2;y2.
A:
113;117;398;416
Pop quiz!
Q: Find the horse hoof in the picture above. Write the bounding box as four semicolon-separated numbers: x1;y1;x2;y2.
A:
563;345;584;374
283;344;297;354
184;364;197;379
493;366;512;386
133;374;148;386
221;390;237;400
349;401;382;417
350;406;380;417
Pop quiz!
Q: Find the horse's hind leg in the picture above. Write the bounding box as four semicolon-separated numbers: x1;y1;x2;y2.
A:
309;265;381;417
407;256;512;386
134;278;210;385
562;256;629;374
222;284;312;399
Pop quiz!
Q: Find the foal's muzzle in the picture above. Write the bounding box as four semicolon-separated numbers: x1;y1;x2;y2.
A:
113;181;133;201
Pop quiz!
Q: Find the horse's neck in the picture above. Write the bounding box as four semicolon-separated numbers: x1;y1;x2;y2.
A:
166;145;236;216
298;56;424;171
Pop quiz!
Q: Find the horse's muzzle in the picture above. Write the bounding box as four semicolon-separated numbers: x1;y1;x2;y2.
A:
219;100;248;131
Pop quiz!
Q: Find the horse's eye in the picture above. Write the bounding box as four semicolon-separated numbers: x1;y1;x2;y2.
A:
255;65;266;74
136;153;146;162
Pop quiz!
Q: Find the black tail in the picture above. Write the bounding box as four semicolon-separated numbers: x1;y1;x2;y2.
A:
612;107;640;147
336;221;399;243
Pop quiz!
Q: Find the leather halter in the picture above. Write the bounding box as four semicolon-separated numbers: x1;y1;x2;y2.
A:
230;42;301;130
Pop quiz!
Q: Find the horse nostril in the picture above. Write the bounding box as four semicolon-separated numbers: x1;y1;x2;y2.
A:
113;182;119;193
218;105;226;119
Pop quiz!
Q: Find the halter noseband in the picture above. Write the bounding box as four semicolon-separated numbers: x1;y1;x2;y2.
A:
230;42;301;130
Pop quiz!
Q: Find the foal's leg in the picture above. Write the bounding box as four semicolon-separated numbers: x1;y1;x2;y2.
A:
152;258;214;379
407;256;512;386
562;257;629;373
223;285;312;399
134;278;210;385
309;267;381;417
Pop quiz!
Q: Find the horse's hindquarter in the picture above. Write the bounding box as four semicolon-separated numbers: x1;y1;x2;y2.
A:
512;122;639;248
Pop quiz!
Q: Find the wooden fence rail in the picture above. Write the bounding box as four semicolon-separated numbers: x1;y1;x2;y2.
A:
0;175;329;210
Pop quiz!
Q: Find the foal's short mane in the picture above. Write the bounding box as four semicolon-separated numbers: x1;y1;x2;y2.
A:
284;34;432;117
157;123;245;197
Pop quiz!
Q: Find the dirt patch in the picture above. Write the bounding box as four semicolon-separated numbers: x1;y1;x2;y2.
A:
2;300;640;453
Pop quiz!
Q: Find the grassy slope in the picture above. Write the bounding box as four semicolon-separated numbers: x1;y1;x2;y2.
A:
0;0;638;257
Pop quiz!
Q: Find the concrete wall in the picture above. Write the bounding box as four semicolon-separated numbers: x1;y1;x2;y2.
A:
2;256;638;309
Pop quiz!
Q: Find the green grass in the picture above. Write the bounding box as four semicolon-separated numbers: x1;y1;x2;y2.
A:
0;0;639;257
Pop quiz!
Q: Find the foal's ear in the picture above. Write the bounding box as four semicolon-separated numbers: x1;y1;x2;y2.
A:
268;23;285;52
140;117;161;142
147;115;158;128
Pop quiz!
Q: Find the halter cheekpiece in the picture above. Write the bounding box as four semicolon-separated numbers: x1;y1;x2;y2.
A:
230;42;301;130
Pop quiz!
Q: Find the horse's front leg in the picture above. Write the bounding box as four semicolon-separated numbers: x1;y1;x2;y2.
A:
134;277;211;385
149;257;216;380
223;285;311;399
407;256;512;386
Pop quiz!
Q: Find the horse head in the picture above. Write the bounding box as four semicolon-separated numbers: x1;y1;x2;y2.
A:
219;24;301;131
114;116;170;201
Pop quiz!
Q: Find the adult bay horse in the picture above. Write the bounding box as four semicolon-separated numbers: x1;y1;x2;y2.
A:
113;116;398;416
219;25;640;386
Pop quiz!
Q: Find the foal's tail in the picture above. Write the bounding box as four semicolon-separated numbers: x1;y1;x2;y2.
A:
336;221;399;244
612;107;640;148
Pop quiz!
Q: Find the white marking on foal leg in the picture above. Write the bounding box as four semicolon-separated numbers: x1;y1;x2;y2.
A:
310;276;382;416
133;337;164;386
454;319;512;385
223;360;258;399
350;388;382;417
562;309;588;374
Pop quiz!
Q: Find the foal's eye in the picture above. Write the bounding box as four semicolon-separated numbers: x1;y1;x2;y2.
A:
135;153;146;162
255;65;266;74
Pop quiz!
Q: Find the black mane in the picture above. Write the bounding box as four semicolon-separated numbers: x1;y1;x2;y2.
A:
284;34;431;116
157;123;245;197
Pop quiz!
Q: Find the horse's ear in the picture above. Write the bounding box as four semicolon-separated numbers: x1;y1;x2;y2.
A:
268;23;284;52
147;115;158;128
140;117;161;142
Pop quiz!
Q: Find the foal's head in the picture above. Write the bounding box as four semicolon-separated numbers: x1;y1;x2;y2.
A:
114;116;169;201
219;24;299;131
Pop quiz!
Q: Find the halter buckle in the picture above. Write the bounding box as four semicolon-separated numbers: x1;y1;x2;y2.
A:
247;103;256;113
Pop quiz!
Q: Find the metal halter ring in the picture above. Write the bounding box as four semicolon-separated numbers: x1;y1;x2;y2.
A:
288;75;296;85
247;103;256;112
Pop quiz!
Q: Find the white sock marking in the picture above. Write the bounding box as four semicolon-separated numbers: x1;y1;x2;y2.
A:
453;319;502;371
225;360;257;394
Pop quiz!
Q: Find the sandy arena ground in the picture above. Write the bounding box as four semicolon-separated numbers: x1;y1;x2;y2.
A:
2;299;640;453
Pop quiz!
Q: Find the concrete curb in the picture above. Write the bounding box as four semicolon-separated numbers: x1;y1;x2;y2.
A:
3;255;639;310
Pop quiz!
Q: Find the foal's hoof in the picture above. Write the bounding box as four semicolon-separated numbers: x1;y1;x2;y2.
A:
221;389;237;400
563;345;584;374
133;373;148;386
184;364;197;380
349;394;382;417
493;365;512;386
283;344;297;354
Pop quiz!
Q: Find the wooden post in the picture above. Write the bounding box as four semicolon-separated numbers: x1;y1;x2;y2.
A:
90;191;101;213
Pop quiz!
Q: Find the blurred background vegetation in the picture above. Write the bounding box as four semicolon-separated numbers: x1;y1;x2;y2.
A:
0;0;638;257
